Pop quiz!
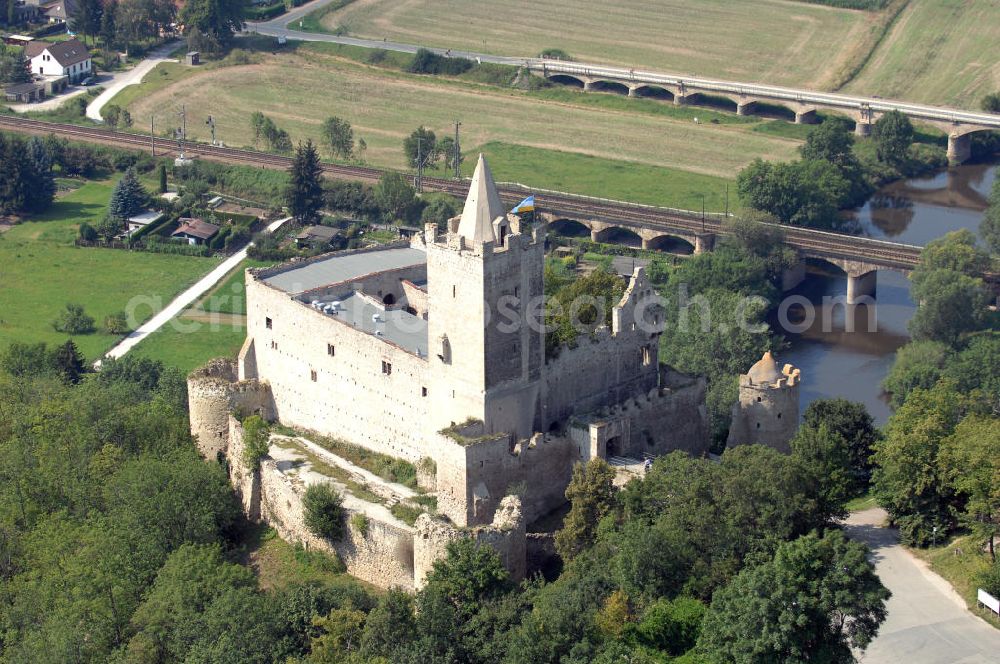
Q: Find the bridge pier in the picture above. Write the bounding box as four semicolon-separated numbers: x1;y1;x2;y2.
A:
781;262;806;291
694;233;715;255
590;228;602;242
947;133;972;165
583;80;594;92
846;271;877;305
627;86;638;98
674;93;689;106
736;101;755;117
795;109;818;125
854;121;872;137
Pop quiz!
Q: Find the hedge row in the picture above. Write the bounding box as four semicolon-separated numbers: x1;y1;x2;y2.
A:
245;3;287;20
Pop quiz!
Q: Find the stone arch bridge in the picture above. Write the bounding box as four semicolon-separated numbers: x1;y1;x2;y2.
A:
531;61;1000;165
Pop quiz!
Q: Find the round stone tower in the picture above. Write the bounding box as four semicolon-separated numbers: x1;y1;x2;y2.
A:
726;351;800;453
187;358;239;461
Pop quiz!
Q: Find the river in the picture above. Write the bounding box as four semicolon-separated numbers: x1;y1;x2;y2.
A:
779;161;997;425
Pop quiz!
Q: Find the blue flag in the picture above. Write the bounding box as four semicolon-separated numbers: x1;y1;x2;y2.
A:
510;196;535;215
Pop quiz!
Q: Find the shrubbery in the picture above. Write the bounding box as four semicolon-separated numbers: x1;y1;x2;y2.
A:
303;483;344;540
407;48;473;76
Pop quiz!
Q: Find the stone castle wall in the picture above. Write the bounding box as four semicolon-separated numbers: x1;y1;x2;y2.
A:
242;276;432;461
413;495;526;589
727;377;800;453
434;428;577;527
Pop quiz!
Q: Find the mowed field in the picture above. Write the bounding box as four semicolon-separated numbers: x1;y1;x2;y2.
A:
320;0;877;88
0;179;220;362
123;50;801;191
845;0;1000;108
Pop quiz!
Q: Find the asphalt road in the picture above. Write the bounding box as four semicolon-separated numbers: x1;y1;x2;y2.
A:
844;508;1000;664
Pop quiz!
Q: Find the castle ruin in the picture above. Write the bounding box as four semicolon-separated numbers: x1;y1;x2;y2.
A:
188;155;710;590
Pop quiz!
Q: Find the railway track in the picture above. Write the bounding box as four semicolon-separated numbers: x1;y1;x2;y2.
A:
0;115;931;272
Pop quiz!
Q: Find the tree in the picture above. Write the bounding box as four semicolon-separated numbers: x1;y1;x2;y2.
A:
696;530;889;664
73;0;104;44
100;0;117;49
250;111;267;149
736;158;848;229
158;162;168;194
0;44;30;84
799;119;872;207
180;0;245;45
24;136;56;213
103;103;132;130
982;92;1000;114
882;339;949;407
872;110;914;168
108;168;147;221
421;537;510;614
51;339;87;384
373;171;415;222
938;415;1000;561
555;458;617;560
286;140;325;225
802;398;880;485
982;178;1000;255
303;482;344;540
403;126;438;169
321;116;354;160
791;424;852;518
907;268;991;345
1;341;55;377
360;589;416;660
420;194;461;230
872;383;963;546
52;303;96;335
0;133;31;214
310;608;367;661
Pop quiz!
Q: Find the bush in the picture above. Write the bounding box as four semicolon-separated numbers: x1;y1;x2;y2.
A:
350;513;369;537
539;48;572;60
52;303;96;335
303;483;344;540
977;561;1000;598
407;48;473;76
103;311;130;335
241;415;271;470
78;222;98;242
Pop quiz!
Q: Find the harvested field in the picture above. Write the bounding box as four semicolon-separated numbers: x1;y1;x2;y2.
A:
321;0;875;87
844;0;1000;108
123;50;801;182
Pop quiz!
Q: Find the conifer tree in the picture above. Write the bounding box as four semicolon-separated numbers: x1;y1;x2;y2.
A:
52;339;87;384
25;137;56;213
108;168;147;221
286;140;324;225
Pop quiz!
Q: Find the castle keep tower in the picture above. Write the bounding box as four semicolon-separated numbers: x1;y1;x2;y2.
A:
425;155;546;440
726;351;800;453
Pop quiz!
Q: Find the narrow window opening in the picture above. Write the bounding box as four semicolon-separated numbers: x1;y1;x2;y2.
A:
381;361;392;375
756;422;761;429
327;343;335;356
265;317;272;329
421;387;428;397
310;369;317;382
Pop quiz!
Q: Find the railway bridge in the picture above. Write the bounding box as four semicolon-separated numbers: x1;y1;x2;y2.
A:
3;115;994;305
531;61;1000;165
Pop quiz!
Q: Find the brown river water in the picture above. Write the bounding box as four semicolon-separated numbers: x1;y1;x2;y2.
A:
779;161;997;424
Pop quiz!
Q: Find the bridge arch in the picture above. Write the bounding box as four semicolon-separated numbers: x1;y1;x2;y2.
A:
644;234;694;255
548;218;591;238
804;256;848;277
633;85;675;101
592;226;642;248
547;74;585;89
588;80;631;95
683;92;739;113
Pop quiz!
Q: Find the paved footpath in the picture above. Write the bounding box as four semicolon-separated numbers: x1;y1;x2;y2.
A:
96;216;290;367
86;40;181;121
844;508;1000;663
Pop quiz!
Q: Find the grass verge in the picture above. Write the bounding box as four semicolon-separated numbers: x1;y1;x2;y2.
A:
910;535;1000;629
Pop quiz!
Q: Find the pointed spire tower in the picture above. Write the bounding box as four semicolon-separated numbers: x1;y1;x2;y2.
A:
457;154;504;246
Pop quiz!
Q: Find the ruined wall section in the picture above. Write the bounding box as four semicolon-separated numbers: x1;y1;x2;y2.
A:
401;280;428;318
434;427;577;527
243;276;431;461
257;465;416;590
297;264;428;309
413;495;526;589
188;358;273;461
542;267;662;431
